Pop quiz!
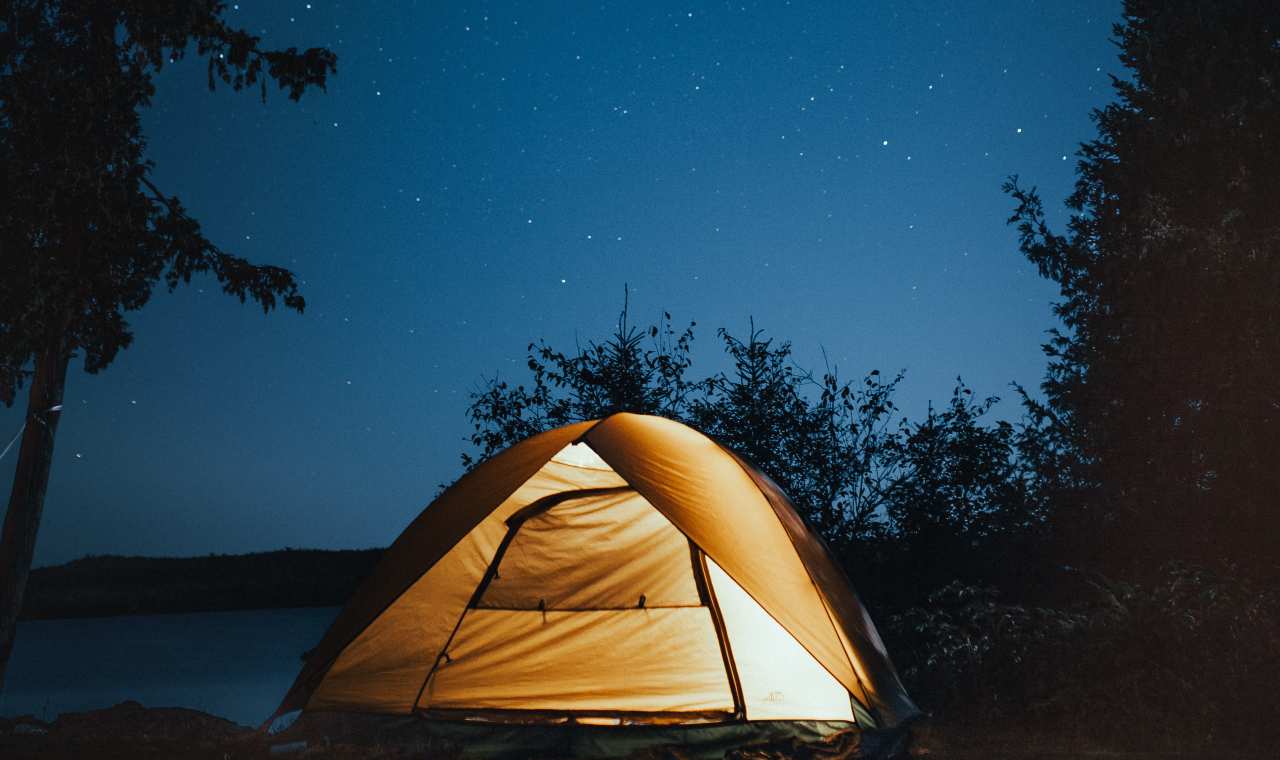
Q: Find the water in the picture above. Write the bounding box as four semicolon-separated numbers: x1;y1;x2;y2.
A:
0;606;339;727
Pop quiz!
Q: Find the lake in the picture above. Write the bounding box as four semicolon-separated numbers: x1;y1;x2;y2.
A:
0;606;339;727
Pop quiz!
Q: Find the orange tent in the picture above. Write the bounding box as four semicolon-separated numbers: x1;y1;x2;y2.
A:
271;413;917;733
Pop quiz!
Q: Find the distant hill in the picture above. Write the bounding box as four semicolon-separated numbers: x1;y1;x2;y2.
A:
19;548;384;620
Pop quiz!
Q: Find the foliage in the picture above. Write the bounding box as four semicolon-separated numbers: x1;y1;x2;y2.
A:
0;0;337;403
1004;0;1280;572
466;306;933;547
463;305;695;467
885;384;1042;542
884;582;1087;719
689;325;904;548
873;384;1051;600
885;565;1280;751
464;304;1043;582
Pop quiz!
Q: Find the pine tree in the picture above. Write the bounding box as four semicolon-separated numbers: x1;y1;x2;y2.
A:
1006;0;1280;573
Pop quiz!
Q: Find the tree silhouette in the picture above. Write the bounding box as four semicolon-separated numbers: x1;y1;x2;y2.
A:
464;306;1048;608
1005;0;1280;574
466;303;929;554
882;381;1045;595
464;297;695;466
0;1;336;687
689;325;903;550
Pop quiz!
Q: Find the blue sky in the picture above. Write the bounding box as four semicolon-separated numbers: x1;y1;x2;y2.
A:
1;0;1121;565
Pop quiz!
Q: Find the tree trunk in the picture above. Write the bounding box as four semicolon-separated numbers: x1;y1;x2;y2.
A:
0;339;70;691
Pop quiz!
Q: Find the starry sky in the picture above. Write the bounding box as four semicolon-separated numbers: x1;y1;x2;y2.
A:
2;0;1121;566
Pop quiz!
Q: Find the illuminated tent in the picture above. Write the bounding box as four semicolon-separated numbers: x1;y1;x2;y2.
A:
270;413;917;745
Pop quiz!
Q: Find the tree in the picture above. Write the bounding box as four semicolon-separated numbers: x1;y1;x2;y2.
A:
690;326;902;550
465;306;907;552
1006;0;1280;574
882;382;1045;596
0;1;336;687
463;305;1062;610
463;299;695;466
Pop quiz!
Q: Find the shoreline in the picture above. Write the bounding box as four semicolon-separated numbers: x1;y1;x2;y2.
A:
19;600;343;623
21;548;381;621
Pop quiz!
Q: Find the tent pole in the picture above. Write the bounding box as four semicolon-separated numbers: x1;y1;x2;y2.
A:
690;543;745;719
411;520;522;711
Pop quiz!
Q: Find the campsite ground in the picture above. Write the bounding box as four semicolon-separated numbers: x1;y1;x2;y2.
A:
0;703;1248;760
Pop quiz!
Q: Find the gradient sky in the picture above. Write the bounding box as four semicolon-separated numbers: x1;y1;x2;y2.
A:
2;0;1121;566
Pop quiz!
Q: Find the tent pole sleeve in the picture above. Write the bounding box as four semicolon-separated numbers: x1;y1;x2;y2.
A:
504;486;633;525
690;542;745;719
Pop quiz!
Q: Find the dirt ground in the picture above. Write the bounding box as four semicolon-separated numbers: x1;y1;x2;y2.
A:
0;701;880;760
0;701;1250;759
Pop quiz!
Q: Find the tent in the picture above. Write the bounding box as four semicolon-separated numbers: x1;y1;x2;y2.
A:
269;413;918;751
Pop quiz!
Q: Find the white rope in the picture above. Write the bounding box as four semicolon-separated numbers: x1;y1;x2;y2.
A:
0;404;63;463
0;422;24;463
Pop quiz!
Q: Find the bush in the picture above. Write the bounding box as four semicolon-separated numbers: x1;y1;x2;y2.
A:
884;581;1086;720
883;564;1280;751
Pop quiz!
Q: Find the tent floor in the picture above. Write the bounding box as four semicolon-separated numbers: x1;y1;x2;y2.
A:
272;712;911;759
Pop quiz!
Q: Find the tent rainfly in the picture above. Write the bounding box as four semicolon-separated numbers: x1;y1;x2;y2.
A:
270;413;918;741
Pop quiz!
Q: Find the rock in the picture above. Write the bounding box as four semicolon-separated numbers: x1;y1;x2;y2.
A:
50;700;251;743
1;715;51;736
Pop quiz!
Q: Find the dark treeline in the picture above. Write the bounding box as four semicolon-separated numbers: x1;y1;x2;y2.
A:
466;312;1050;612
464;2;1280;752
20;549;382;620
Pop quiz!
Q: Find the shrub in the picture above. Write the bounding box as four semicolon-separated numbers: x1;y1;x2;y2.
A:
884;565;1280;751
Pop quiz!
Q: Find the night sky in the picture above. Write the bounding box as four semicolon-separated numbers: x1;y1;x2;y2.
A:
2;1;1120;566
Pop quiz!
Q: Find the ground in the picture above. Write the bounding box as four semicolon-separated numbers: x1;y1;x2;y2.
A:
0;701;1251;759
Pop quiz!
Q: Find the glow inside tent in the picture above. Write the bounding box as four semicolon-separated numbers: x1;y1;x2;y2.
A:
271;413;918;730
